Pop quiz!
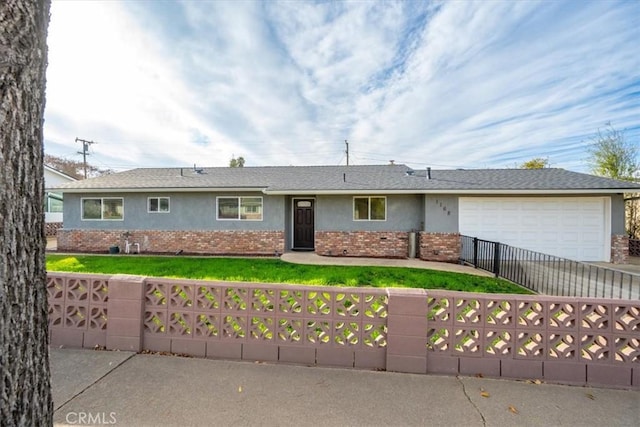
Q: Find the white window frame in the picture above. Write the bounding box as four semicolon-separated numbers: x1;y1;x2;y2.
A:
148;197;170;213
45;192;64;213
216;196;263;221
353;196;387;221
81;197;124;221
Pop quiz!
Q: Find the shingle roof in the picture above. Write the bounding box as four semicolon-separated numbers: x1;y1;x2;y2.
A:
53;164;640;194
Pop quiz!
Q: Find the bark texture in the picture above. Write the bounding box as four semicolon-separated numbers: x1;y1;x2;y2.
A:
0;0;53;425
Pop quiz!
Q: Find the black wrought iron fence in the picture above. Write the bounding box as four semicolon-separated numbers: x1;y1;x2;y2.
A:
630;239;640;257
460;235;639;300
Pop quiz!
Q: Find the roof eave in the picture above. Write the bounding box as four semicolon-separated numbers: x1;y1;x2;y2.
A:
56;187;268;193
44;166;78;182
55;187;637;195
265;188;636;195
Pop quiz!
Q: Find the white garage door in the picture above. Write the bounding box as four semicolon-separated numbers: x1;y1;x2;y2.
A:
459;197;609;261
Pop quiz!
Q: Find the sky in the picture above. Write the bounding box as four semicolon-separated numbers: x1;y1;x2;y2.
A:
44;0;640;173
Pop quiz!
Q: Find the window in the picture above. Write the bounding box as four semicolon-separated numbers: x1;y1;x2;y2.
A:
82;198;124;220
217;197;263;220
45;192;63;213
353;196;386;221
148;197;170;213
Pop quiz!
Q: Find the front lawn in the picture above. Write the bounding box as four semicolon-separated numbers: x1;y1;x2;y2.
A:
46;254;530;294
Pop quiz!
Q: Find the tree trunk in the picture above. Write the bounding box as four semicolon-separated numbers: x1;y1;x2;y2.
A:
0;0;53;425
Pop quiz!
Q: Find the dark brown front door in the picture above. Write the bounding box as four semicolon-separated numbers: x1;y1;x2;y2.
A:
293;199;314;250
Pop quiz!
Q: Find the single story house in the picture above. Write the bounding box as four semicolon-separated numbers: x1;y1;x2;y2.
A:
53;164;640;263
44;165;77;236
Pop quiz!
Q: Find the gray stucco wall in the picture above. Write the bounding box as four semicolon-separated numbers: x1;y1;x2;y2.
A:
611;193;626;235
424;195;459;233
315;194;423;232
63;192;285;231
63;192;627;239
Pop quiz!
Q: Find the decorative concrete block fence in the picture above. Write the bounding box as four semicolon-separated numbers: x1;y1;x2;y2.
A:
47;273;639;389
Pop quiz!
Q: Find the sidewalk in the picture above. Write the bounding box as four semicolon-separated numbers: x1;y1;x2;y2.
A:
51;348;639;427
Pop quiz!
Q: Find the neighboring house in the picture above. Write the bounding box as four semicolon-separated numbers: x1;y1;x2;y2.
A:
44;165;77;236
52;165;640;263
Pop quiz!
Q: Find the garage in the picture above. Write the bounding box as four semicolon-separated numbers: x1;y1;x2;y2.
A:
458;197;610;261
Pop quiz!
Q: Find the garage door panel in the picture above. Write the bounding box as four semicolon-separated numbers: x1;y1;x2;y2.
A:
582;248;602;259
582;216;603;227
522;217;539;224
459;197;608;261
539;231;558;243
502;221;520;230
562;248;580;259
561;232;580;244
540;215;558;227
540;201;559;211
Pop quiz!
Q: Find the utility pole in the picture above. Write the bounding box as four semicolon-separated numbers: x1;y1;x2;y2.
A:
345;140;349;166
76;137;95;179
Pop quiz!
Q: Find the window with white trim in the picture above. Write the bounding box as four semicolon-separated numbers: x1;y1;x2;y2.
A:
148;197;170;213
82;198;124;220
45;192;63;213
353;196;386;221
217;196;263;220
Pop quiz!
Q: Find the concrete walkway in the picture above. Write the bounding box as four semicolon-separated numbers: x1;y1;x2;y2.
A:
50;348;639;427
281;251;494;277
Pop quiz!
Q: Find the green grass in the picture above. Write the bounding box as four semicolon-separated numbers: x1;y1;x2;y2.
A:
46;254;531;294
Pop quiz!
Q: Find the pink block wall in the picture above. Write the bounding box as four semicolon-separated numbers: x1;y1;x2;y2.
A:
47;273;639;389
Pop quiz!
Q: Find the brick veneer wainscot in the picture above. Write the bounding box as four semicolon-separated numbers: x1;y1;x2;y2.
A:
57;229;285;255
315;231;409;258
419;232;461;263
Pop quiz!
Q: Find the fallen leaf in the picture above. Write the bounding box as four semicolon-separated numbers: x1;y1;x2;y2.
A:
533;379;542;385
475;373;484;378
586;393;595;400
508;405;519;414
480;389;490;398
238;386;243;393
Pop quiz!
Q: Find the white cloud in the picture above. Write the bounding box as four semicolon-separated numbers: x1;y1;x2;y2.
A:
44;0;640;172
45;0;234;168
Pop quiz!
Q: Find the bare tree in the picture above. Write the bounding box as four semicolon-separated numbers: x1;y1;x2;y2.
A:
44;153;114;179
1;0;53;424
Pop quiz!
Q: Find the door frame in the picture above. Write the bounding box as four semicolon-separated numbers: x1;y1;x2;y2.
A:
291;197;316;250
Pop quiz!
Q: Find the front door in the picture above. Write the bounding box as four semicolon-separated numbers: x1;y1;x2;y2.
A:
293;199;314;250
